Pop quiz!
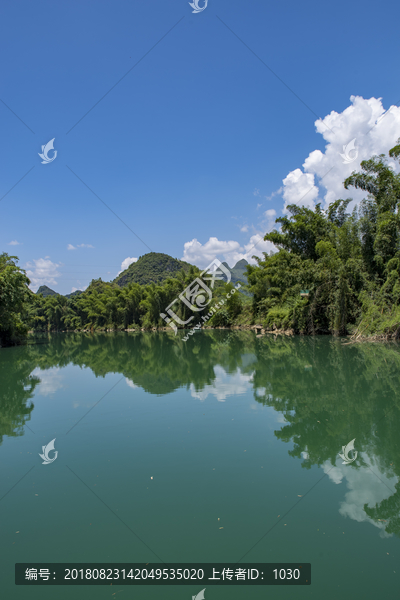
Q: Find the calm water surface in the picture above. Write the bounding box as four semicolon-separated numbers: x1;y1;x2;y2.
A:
1;331;400;599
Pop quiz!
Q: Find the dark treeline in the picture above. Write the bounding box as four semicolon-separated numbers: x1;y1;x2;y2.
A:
1;142;400;346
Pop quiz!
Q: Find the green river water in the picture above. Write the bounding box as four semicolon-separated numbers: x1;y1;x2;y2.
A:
1;330;400;599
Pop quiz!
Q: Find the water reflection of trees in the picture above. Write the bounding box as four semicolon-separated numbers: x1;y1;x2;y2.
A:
252;335;400;537
3;331;400;536
0;348;38;445
24;330;256;395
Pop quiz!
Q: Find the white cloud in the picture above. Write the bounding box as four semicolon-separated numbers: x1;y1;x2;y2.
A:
243;234;276;261
118;257;138;274
182;237;243;268
282;169;319;211
182;234;276;268
68;243;94;250
281;96;400;211
253;188;260;196
240;225;249;232
26;258;61;291
8;240;21;245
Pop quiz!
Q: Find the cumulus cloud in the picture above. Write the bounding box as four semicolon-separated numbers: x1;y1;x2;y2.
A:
182;237;243;268
281;95;400;211
8;240;21;245
26;258;61;291
182;233;276;268
67;244;76;250
118;257;138;274
282;169;319;211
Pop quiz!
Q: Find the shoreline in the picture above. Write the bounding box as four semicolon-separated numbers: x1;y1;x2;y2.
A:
24;323;400;343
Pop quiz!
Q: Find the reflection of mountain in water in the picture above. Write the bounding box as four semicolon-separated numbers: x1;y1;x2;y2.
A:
3;331;400;538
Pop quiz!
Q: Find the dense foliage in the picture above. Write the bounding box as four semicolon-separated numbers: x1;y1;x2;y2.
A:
0;253;30;346
7;265;244;339
247;141;400;338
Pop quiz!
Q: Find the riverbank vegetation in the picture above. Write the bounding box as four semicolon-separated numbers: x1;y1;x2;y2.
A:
248;140;400;339
1;142;399;346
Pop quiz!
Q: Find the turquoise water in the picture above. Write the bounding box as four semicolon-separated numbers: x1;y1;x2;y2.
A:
1;331;400;599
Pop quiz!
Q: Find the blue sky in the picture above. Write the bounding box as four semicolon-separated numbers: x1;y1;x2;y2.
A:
1;0;400;293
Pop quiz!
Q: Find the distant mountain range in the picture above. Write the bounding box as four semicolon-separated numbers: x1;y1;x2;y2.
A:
36;285;83;299
35;253;249;298
221;258;248;287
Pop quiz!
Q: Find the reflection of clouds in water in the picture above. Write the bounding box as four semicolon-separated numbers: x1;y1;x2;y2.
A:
125;378;138;389
323;454;398;537
190;365;253;402
32;367;64;396
276;414;287;424
255;387;266;397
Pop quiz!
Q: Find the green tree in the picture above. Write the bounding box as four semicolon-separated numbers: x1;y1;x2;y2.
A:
0;253;30;346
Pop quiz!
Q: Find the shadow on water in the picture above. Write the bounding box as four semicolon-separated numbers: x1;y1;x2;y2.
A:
1;330;400;536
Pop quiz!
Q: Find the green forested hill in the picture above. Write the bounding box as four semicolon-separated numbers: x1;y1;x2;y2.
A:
113;252;192;287
36;285;58;297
